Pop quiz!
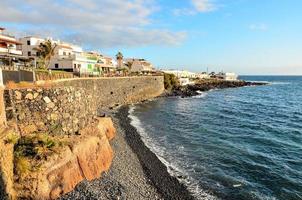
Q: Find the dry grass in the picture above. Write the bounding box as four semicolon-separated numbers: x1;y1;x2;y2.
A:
13;133;66;179
5;80;54;89
14;157;31;178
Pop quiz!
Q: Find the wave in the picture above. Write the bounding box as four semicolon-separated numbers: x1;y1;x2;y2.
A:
128;106;218;200
192;91;208;99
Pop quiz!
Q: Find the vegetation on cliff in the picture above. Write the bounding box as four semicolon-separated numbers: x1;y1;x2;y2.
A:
13;134;64;179
164;73;179;90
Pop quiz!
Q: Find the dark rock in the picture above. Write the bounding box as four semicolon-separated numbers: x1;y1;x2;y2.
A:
166;80;267;98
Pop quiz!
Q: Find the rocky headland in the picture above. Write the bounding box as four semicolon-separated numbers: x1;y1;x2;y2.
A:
165;79;267;98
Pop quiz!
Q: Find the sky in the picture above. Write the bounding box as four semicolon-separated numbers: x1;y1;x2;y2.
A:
1;0;302;75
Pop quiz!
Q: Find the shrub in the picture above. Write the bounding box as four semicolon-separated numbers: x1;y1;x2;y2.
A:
164;73;179;90
4;132;19;145
14;157;31;178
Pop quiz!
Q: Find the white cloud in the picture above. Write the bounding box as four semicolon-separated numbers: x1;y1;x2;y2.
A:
0;0;186;48
191;0;217;12
249;23;268;31
173;0;217;16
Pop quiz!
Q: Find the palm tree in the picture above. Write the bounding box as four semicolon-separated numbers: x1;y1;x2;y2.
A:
34;39;57;69
116;51;123;68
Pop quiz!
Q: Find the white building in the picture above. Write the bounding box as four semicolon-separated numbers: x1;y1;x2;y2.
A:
125;58;154;73
19;36;102;73
19;36;45;57
179;78;195;86
162;70;196;78
196;72;210;79
95;54;116;74
0;28;23;62
216;72;238;81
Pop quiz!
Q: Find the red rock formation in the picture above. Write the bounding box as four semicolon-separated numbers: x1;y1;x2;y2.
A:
14;117;116;200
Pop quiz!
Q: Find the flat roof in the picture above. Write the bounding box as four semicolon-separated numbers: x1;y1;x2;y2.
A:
0;38;22;45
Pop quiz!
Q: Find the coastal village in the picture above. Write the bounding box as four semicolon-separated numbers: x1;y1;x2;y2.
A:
0;27;252;200
0;27;238;86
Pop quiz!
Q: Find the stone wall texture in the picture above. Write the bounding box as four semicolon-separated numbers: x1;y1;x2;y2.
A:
3;76;164;135
0;88;6;129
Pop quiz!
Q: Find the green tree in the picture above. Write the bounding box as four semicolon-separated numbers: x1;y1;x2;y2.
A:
34;40;57;69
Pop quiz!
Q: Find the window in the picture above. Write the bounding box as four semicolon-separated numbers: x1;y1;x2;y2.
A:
28;51;31;56
74;64;77;69
78;64;81;68
63;52;66;56
55;63;59;68
36;52;40;56
27;40;30;45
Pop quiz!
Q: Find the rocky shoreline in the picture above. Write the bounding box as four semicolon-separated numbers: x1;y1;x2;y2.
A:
116;107;195;200
58;80;268;200
59;106;195;200
165;80;267;98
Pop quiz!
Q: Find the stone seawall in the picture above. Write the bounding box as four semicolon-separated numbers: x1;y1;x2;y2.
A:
0;88;6;129
3;76;164;135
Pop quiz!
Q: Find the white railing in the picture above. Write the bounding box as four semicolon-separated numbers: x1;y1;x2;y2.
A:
0;47;8;53
8;49;22;55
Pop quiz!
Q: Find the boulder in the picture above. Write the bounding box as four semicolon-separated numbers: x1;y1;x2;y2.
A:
14;117;116;200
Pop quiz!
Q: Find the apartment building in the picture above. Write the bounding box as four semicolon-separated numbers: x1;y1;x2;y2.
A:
0;28;24;65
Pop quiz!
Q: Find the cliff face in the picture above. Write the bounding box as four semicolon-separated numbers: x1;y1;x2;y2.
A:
0;117;116;200
0;129;16;200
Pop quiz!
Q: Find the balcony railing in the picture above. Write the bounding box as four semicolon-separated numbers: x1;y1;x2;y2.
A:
0;47;22;55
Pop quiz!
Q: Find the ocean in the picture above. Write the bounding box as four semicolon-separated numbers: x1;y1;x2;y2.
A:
128;76;302;200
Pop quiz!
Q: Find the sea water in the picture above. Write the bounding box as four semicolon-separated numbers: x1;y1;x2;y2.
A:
129;76;302;200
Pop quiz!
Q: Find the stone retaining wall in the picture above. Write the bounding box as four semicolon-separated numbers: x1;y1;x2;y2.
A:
0;88;6;129
4;76;164;135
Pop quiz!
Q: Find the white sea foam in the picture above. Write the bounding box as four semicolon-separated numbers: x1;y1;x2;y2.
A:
128;106;218;200
192;91;208;99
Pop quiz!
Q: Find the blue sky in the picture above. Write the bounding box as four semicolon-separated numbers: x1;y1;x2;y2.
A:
1;0;302;75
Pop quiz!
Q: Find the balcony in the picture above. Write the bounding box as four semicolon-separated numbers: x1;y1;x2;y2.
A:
0;47;22;55
57;54;97;63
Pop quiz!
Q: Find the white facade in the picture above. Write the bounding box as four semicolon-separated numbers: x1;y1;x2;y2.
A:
179;78;195;86
217;72;238;81
19;37;45;57
196;73;210;79
162;70;196;78
0;28;22;56
125;58;154;73
19;36;100;72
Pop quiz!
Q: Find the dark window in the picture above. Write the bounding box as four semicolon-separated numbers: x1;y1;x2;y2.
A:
27;40;30;45
36;52;40;56
74;64;76;69
28;51;31;56
55;63;59;68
